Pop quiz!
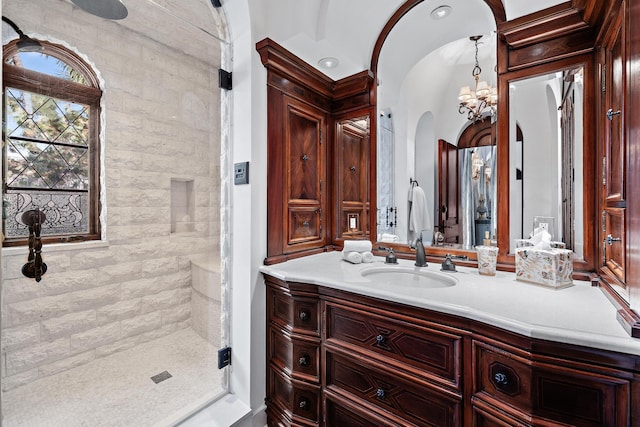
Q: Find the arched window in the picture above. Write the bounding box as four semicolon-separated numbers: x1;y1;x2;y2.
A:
3;39;101;246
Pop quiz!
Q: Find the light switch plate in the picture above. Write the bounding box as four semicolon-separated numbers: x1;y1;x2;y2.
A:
234;161;249;185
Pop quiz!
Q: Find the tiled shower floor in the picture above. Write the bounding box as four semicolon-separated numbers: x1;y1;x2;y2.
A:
2;328;224;427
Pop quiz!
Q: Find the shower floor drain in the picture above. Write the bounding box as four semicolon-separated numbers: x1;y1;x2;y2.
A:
151;370;172;384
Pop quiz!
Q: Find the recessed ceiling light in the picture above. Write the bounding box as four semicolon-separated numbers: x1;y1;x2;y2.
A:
318;57;339;69
431;5;452;20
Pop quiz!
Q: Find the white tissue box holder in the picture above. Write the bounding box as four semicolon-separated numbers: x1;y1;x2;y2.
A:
515;244;573;289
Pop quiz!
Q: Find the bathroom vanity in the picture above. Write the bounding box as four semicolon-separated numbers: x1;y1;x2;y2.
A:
261;252;640;426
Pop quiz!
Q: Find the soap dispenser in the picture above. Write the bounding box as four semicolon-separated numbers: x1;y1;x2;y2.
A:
483;231;491;246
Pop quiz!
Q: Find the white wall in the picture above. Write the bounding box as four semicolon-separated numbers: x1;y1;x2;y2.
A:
224;0;268;423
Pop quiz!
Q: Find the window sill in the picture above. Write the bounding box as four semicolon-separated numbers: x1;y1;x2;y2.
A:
1;239;110;256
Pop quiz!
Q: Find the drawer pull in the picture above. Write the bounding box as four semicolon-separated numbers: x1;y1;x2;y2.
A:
376;388;386;400
376;334;387;345
298;397;310;410
298;309;310;322
493;372;509;386
298;354;311;367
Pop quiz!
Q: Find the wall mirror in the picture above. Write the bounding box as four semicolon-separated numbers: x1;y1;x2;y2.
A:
508;66;585;260
375;0;497;253
501;54;597;273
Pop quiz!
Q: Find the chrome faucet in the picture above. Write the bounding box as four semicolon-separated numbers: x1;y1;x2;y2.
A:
411;234;427;267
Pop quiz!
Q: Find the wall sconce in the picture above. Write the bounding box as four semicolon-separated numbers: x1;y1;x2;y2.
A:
2;16;43;52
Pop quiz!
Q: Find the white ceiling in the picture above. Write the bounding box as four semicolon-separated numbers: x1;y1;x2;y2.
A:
250;0;567;80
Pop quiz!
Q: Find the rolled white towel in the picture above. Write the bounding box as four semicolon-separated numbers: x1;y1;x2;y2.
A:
343;240;372;253
342;251;363;264
361;251;374;263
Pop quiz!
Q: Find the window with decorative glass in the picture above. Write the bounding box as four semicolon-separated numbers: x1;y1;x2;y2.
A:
2;39;101;246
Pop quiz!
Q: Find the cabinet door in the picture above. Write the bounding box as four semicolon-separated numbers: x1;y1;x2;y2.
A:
601;3;627;289
336;116;369;239
438;139;460;244
283;95;327;253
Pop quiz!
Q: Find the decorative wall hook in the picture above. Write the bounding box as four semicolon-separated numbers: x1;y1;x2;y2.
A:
21;209;47;282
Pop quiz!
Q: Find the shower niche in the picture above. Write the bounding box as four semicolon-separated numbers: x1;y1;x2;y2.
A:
171;178;195;234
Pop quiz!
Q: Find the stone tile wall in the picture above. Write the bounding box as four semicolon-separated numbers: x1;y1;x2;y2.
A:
1;0;223;391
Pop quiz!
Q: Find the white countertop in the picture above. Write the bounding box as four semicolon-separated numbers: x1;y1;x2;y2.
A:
260;251;640;356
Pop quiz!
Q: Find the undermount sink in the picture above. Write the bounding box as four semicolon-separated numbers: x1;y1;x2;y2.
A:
360;267;457;288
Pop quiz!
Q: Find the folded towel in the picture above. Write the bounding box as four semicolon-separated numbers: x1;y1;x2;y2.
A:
378;233;400;243
342;251;362;264
343;240;373;253
361;251;374;263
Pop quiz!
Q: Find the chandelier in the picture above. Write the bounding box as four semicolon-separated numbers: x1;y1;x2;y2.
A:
458;35;497;122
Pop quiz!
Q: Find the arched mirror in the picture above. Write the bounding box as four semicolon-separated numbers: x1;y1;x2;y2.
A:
374;0;500;255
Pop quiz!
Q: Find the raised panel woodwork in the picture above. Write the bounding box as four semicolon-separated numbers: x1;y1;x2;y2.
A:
268;367;321;426
268;327;320;383
604;208;626;283
325;349;461;427
324;393;401;427
474;338;632;427
286;103;322;201
340;124;366;202
283;95;326;253
604;5;626;203
288;207;321;246
325;301;462;389
599;1;631;313
258;38;374;264
267;283;320;336
532;366;631;426
472;400;530;427
473;340;533;417
438;139;461;244
264;276;640;426
336;115;370;239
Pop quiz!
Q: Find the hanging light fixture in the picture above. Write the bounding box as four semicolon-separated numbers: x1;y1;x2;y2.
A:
458;35;497;122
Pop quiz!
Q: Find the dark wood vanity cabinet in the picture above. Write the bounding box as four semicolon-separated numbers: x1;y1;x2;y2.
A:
264;276;640;426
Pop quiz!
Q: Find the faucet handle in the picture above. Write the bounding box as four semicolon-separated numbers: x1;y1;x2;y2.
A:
384;248;398;264
441;254;457;272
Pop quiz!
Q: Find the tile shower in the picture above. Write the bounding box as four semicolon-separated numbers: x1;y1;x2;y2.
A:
1;0;228;425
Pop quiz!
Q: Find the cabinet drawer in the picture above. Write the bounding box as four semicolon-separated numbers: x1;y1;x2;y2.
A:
474;340;631;426
473;340;533;415
268;367;321;426
471;398;530;427
268;286;320;336
531;365;630;426
325;302;462;389
325;349;461;427
268;326;320;383
324;391;403;427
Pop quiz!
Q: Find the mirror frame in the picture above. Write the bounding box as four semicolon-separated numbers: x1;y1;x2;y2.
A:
369;0;596;276
497;53;597;276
